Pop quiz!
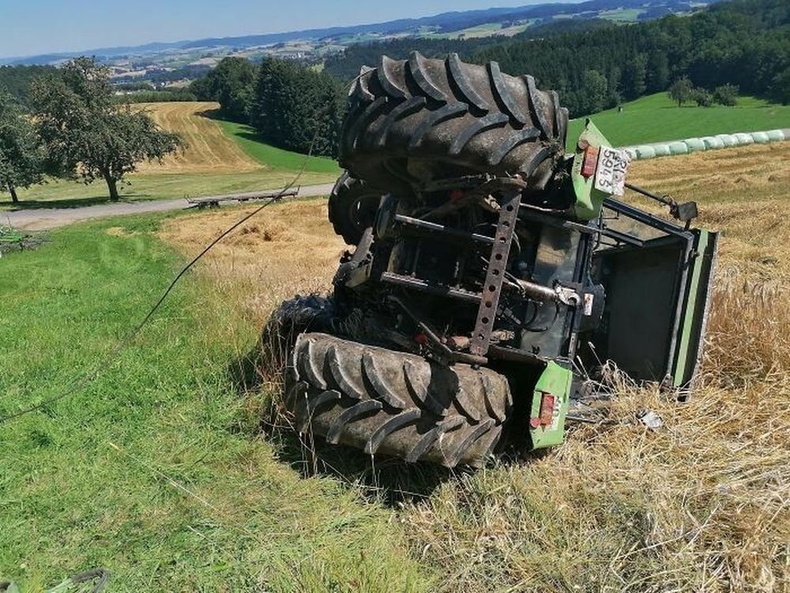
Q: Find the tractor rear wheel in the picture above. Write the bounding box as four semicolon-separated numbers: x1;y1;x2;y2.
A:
339;52;568;194
286;332;513;467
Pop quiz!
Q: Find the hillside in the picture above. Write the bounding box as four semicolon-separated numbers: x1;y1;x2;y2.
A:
0;0;721;71
133;102;338;175
149;141;787;590
568;93;790;149
1;117;787;590
132;102;261;174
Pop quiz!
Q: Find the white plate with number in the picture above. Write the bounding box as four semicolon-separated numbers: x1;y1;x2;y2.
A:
594;147;630;197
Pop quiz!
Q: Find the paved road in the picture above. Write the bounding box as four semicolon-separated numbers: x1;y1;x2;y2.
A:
3;183;336;231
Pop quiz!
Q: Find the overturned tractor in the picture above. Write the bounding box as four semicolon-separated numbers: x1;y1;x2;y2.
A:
267;53;717;467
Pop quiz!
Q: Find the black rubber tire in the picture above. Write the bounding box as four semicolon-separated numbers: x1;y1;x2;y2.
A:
261;295;337;378
328;171;382;245
286;332;513;468
339;52;569;194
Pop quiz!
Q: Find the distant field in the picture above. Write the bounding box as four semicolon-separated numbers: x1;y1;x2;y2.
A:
135;101;338;176
2;102;339;208
598;7;643;21
567;93;790;149
133;102;261;174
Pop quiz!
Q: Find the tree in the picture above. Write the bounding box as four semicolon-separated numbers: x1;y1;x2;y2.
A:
770;68;790;105
0;64;56;108
189;57;257;122
646;53;670;94
622;52;647;99
692;87;714;107
576;69;609;116
0;92;44;203
668;77;694;107
31;57;181;201
250;58;345;157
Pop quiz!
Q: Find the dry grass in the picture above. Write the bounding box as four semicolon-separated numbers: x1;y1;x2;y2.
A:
158;143;790;592
158;198;347;324
133;102;262;174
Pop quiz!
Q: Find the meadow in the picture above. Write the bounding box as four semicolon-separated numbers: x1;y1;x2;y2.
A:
3;89;790;590
1;136;787;591
567;93;790;150
1;102;339;209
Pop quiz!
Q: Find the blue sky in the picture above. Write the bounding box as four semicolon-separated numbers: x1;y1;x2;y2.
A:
0;0;569;59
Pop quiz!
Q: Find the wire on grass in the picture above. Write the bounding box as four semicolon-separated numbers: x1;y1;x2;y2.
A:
0;132;320;424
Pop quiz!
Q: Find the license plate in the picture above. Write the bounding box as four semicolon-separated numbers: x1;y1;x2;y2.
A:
594;147;630;196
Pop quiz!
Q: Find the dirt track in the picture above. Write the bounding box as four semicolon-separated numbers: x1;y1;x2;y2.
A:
4;183;336;231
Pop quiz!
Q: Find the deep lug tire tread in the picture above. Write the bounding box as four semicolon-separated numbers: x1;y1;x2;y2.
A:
339;52;568;193
287;332;512;467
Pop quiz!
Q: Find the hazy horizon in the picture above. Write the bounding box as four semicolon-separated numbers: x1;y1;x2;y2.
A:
0;0;578;59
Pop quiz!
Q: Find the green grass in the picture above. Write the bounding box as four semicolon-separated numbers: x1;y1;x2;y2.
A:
598;8;644;21
567;93;790;149
215;119;341;175
0;213;429;592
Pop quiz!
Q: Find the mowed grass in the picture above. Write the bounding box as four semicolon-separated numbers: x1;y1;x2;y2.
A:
1;102;339;209
215;119;340;175
132;101;261;174
567;93;790;149
0;214;428;591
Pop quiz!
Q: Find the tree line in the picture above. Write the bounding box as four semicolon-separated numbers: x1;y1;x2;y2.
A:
326;0;788;115
470;0;788;115
190;57;345;157
0;58;181;203
187;0;785;157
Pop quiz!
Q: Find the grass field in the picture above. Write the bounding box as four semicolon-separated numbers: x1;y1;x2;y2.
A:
567;93;790;149
214;119;340;175
1;102;339;209
2;143;787;591
0;215;426;591
132;102;261;174
4;169;337;209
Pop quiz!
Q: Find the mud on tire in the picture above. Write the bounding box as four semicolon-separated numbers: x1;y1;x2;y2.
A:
339;52;569;194
286;332;513;467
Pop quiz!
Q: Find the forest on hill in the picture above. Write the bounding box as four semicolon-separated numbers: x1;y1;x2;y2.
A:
327;0;788;113
198;0;788;155
1;0;787;159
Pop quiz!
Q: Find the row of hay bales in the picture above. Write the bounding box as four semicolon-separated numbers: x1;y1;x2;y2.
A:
623;129;790;160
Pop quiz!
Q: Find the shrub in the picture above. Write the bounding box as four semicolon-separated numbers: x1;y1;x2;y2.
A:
713;84;739;106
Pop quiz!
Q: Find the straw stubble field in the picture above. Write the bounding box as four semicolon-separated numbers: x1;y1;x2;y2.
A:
158;142;789;592
133;101;262;174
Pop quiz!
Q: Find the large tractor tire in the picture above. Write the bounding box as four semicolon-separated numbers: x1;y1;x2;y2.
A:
286;332;513;467
261;295;337;377
328;171;382;245
339;52;568;195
